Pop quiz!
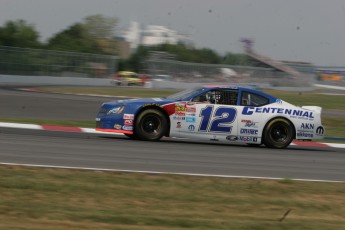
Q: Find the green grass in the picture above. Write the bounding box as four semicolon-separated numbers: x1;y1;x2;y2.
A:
0;165;344;230
322;117;345;138
264;90;345;110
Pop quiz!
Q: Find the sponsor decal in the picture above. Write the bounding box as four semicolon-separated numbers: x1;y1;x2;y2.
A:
114;124;122;130
188;125;195;131
186;116;196;123
245;122;258;128
175;111;186;116
300;123;314;129
241;119;258;127
240;128;258;135
124;119;133;125
239;136;258;142
186;107;196;113
175;104;186;112
276;99;283;104
152;98;163;101
186;113;196;116
242;107;314;119
316;126;324;135
176;122;182;128
297;129;313;133
173;116;185;120
297;132;313;138
123;114;134;120
122;125;133;131
187;102;196;106
226;135;238;141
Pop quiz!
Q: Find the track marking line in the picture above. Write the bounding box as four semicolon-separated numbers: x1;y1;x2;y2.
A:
1;162;344;183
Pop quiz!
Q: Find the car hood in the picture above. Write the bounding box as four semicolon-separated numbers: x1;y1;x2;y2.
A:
104;97;177;106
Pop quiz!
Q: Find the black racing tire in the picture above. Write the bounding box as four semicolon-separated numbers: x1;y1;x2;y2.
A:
135;109;168;141
263;118;294;149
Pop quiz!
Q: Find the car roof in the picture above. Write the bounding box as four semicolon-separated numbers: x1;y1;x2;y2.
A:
202;85;253;91
199;85;279;102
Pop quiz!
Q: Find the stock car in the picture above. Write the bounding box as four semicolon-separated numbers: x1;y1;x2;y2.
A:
96;86;324;148
112;71;144;86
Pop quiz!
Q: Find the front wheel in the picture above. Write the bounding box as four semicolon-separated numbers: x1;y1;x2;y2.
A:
135;109;167;141
263;118;294;149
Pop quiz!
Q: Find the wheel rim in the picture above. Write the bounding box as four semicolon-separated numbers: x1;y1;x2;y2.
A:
270;123;289;143
142;115;161;134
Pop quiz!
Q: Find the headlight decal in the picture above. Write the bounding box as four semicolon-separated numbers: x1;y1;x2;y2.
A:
107;105;125;115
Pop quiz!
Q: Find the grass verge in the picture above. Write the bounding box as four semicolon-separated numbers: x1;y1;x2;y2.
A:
264;90;345;110
37;86;179;98
1;165;344;230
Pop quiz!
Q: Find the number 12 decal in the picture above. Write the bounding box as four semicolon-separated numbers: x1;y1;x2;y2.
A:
199;106;237;132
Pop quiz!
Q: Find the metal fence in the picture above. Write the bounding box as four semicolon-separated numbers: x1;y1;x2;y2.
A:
0;46;117;78
0;46;319;87
144;52;316;87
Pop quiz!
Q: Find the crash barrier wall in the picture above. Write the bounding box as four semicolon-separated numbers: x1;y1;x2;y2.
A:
0;46;117;78
144;58;316;87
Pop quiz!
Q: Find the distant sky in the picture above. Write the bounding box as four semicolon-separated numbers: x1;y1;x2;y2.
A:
1;0;345;66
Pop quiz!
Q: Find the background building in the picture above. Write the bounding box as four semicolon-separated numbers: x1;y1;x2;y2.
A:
121;21;192;52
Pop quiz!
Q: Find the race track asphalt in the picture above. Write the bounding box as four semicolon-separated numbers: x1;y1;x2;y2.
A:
0;87;108;120
1;127;344;182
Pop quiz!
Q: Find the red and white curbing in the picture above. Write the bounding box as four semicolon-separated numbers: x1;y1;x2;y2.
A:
0;122;121;136
1;122;344;148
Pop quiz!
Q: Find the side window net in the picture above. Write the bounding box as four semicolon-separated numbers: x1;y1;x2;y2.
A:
192;90;238;105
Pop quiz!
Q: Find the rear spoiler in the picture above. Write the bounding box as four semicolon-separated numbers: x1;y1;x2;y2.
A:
301;106;322;114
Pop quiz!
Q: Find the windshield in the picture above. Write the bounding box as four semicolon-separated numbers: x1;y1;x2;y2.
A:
166;87;206;100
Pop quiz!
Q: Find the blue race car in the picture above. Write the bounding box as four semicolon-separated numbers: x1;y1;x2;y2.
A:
96;86;324;148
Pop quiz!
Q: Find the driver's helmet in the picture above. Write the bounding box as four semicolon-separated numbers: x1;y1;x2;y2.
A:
206;91;216;104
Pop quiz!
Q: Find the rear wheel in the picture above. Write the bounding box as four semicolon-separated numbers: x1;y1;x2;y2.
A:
135;109;167;141
263;118;294;149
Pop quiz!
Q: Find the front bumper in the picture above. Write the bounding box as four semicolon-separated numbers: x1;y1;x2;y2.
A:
96;117;134;134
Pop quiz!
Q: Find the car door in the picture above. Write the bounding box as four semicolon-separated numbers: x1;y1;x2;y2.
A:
178;89;239;142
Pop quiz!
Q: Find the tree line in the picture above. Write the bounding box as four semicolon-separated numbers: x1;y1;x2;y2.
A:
0;15;250;72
